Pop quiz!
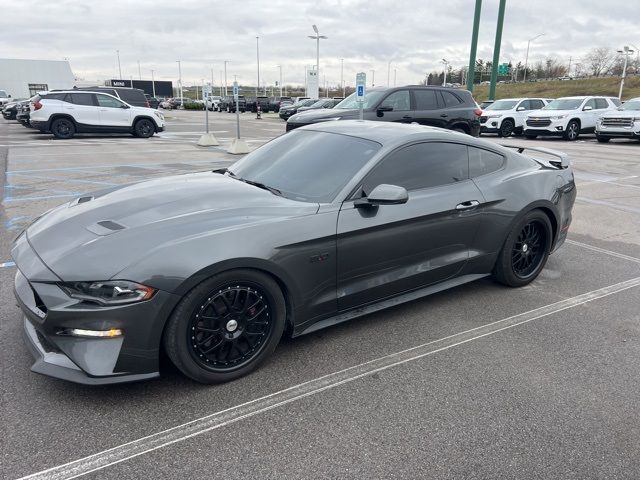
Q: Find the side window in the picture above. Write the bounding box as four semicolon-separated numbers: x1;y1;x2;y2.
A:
610;98;622;107
42;93;66;101
413;90;438;110
362;142;468;194
69;93;95;106
440;91;463;107
468;147;504;178
530;99;545;109
96;94;125;108
517;100;531;110
379;90;410;111
595;98;609;109
584;99;596;110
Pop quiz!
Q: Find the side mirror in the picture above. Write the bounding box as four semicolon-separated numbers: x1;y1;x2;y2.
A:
354;184;408;208
121;104;130;109
376;105;393;117
516;106;526;111
583;105;593;111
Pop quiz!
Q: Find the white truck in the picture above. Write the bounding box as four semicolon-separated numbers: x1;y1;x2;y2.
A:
595;97;640;143
480;98;550;137
524;96;620;141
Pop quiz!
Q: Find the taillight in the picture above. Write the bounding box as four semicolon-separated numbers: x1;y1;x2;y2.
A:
33;100;43;111
474;108;482;117
144;100;150;108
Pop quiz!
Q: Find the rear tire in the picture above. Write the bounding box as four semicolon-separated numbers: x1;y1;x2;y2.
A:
134;119;155;138
51;118;76;139
493;210;552;288
563;120;580;141
164;269;286;384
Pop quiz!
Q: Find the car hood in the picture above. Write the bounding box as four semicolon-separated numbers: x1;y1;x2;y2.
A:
26;172;318;281
526;109;578;117
289;108;357;123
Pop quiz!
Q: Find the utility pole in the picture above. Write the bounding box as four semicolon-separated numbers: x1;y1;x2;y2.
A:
256;36;260;98
488;0;507;100
466;0;482;91
116;50;122;79
568;56;572;77
523;33;544;82
618;46;634;99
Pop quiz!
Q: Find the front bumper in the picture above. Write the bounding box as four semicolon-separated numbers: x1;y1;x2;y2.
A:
595;126;640;139
12;233;179;385
523;128;565;137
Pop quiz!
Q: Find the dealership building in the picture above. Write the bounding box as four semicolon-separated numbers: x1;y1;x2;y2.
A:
0;58;76;98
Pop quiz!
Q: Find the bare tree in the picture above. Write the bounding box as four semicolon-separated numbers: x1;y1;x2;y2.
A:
583;47;616;77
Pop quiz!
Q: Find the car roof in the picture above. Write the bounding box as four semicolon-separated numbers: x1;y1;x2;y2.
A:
300;120;490;147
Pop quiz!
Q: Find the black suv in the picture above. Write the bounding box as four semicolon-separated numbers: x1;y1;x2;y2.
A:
221;95;246;113
286;86;481;135
246;96;270;113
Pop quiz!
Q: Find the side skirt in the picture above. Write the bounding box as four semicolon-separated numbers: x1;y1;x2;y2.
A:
294;273;489;337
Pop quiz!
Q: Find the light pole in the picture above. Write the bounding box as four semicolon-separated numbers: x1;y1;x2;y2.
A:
387;60;391;87
441;59;449;86
370;69;375;87
137;60;141;80
211;67;215;91
151;69;156;97
224;60;228;96
394;67;397;87
308;25;328;96
340;58;344;97
256;36;260;97
116;50;122;79
618;46;635;99
523;33;545;82
277;65;283;97
176;60;183;106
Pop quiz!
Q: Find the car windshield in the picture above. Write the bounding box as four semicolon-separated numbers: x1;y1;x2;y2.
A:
0;90;7;97
308;100;328;108
335;90;387;109
228;130;381;203
620;100;640;111
484;100;519;111
543;98;584;110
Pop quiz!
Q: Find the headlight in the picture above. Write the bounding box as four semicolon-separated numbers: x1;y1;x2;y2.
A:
551;115;566;120
486;114;502;119
632;117;640;122
60;280;156;305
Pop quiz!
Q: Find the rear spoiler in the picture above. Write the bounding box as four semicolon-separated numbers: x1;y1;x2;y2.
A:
500;144;570;169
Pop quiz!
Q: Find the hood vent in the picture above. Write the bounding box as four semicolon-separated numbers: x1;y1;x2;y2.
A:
86;220;127;236
70;195;94;206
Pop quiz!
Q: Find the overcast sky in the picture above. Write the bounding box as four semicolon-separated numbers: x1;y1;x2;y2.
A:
1;0;637;88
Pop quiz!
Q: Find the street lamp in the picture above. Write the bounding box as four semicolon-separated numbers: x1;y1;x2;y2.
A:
276;65;283;97
617;46;635;99
256;36;260;97
523;33;545;82
308;25;328;96
176;60;183;107
151;69;156;98
441;59;449;86
116;50;122;79
370;69;375;87
224;60;229;96
387;60;392;87
340;58;344;98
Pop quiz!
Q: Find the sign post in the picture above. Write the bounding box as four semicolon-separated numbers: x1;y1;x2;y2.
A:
197;82;219;146
227;81;249;154
356;72;366;121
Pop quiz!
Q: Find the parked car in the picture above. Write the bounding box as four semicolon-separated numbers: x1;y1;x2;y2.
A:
269;96;293;112
145;94;160;109
167;97;189;109
479;100;494;109
245;96;270;113
29;90;165;139
74;86;150;108
296;98;343;113
221;95;247;113
159;98;173;109
278;98;318;120
292;96;310;103
11;121;576;385
286;86;482;136
480;98;550;137
595;97;640;142
2;98;27;120
17;101;32;127
204;95;222;111
524;96;620;140
0;89;12;107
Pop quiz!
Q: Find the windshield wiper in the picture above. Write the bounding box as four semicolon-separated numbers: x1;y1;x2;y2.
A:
213;168;283;196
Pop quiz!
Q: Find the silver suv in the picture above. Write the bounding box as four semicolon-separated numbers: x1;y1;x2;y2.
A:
595;97;640;143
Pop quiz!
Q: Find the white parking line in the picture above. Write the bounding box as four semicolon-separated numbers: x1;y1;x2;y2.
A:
566;239;640;264
19;275;640;480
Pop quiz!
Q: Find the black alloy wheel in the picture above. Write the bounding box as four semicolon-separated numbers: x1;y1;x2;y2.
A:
51;118;76;139
135;119;154;138
499;119;515;137
493;210;552;287
164;269;285;384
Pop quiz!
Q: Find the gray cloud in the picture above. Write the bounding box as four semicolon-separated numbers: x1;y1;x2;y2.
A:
1;0;637;88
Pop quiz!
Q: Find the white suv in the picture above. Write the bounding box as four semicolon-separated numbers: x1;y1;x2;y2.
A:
480;97;550;137
595;97;640;143
204;95;222;111
524;96;620;141
30;90;165;139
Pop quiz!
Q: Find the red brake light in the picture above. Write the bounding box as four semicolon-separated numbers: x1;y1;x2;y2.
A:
474;108;482;117
144;100;150;108
33;100;43;111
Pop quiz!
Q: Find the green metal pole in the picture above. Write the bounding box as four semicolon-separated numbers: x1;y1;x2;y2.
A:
466;0;482;92
489;0;507;100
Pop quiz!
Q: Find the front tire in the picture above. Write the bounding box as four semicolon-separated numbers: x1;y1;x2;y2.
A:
596;135;610;143
563;120;580;141
498;119;515;137
51;118;76;139
134;119;155;138
493;210;552;287
164;269;286;384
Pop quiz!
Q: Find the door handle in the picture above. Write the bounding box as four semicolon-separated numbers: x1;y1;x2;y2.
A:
440;113;448;117
456;200;480;210
402;115;412;120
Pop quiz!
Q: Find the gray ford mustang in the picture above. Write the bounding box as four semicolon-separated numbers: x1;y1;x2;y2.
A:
12;121;576;385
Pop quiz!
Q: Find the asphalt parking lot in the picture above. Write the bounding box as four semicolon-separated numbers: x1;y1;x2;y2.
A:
2;111;640;479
